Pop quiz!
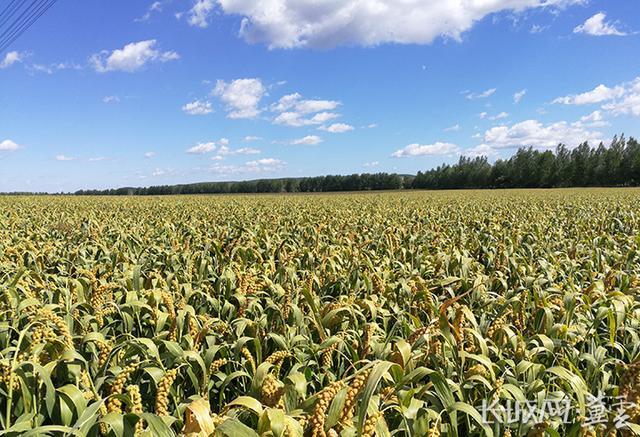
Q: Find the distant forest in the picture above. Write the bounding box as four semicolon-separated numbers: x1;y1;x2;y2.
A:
73;135;640;195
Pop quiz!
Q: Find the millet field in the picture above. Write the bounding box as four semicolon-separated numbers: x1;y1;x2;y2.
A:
1;189;639;437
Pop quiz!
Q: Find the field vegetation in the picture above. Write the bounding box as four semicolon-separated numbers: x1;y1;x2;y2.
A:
0;189;639;436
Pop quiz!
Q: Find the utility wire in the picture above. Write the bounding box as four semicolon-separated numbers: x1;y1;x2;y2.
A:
0;0;58;54
0;0;57;51
0;0;41;38
0;0;52;43
0;0;24;29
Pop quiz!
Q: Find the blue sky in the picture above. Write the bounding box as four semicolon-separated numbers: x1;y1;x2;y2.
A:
1;0;639;192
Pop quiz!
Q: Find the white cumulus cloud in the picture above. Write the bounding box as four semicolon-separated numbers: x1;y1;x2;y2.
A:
554;76;640;118
214;0;583;48
574;13;627;37
0;51;24;69
0;139;22;151
90;40;179;73
573;110;609;128
188;0;216;28
392;142;459;158
213;78;266;119
217;145;232;155
271;93;341;127
273;111;340;127
602;77;640;117
270;93;340;114
463;144;500;159
319;123;354;133
481;119;603;149
309;112;339;124
246;158;284;167
554;84;625;105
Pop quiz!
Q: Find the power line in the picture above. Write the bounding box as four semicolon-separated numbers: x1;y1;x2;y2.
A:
0;0;58;52
0;0;40;39
0;0;55;48
0;0;58;54
0;0;47;43
0;0;24;29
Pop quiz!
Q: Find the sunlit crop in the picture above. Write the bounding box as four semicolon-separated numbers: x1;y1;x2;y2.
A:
0;189;639;436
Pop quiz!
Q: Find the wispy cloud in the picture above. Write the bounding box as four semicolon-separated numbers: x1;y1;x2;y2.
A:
574;13;628;37
514;89;527;104
182;99;213;115
186;142;216;154
55;154;76;161
136;1;164;22
464;88;496;100
489;112;509;121
235;147;261;155
90;40;179;73
209;158;285;175
392;142;459;158
27;62;83;75
291;135;323;146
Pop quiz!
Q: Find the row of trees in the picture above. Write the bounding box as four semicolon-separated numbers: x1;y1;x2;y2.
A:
412;135;640;189
74;135;640;195
74;173;407;195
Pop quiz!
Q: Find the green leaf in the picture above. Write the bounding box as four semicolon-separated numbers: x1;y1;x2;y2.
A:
356;361;398;433
448;402;493;437
216;418;260;437
140;413;175;437
225;396;264;416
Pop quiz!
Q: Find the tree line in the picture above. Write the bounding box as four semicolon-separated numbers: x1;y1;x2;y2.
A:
74;173;406;195
73;135;640;195
412;135;639;189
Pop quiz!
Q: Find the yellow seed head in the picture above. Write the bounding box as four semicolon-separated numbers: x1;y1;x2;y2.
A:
155;368;178;416
241;347;256;374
